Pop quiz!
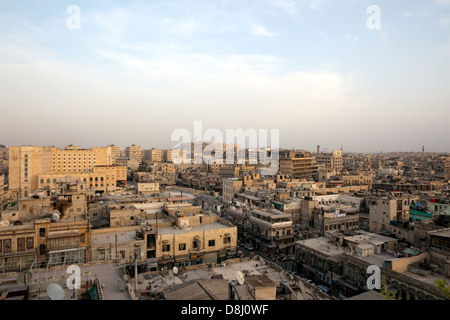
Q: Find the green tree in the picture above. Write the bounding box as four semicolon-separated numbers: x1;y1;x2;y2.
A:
435;279;450;299
379;276;401;300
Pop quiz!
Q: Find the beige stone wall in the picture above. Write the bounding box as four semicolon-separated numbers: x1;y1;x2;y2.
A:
156;225;237;259
18;197;52;221
137;183;160;194
9;146;114;197
37;165;126;193
390;252;429;273
110;209;141;227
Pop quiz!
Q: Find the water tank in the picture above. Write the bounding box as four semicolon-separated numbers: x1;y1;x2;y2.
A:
52;210;60;221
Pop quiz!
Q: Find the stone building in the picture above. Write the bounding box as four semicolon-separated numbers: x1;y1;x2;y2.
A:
8;145;117;197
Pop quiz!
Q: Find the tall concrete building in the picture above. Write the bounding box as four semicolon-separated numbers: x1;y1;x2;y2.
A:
144;148;162;163
9;145;113;197
279;151;315;179
125;144;143;164
162;149;172;163
315;150;343;173
108;144;122;164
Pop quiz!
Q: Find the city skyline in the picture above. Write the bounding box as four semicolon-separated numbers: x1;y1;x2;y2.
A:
0;1;449;152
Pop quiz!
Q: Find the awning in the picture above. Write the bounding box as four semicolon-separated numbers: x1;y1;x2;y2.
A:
175;255;190;262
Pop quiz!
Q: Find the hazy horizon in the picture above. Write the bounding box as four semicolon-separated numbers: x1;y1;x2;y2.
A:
1;1;449;153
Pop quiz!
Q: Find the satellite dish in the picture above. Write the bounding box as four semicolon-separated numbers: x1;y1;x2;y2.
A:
236;271;245;285
173;267;178;275
46;283;65;300
52;211;60;221
17;271;33;285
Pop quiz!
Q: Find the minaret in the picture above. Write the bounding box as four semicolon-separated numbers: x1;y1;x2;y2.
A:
422;146;425;158
317;145;320;154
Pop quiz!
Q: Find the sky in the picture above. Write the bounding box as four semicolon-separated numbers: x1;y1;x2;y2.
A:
0;0;449;153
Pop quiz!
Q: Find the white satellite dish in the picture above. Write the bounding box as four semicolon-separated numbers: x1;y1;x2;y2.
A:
173;267;179;275
236;271;245;285
46;283;65;300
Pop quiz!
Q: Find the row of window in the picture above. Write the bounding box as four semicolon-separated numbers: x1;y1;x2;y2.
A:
0;237;34;253
40;177;116;184
325;221;358;231
161;238;231;252
53;153;96;157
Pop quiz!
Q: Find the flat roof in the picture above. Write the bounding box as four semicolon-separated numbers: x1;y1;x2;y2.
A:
295;237;346;257
158;222;233;235
91;230;141;246
345;290;387;300
344;233;397;244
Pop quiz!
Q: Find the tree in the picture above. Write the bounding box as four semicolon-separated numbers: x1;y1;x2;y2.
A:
435;278;450;299
379;276;401;300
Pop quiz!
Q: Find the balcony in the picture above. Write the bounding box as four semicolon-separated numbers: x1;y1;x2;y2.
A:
274;234;294;241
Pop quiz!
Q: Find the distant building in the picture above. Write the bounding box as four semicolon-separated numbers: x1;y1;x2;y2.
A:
279;151;315;179
222;178;243;203
125;144;143;164
144;148;162;163
9;145;113;198
108;144;122;164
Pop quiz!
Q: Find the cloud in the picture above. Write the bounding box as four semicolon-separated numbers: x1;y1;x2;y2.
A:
249;22;275;37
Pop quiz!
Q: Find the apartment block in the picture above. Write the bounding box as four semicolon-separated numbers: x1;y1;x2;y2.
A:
125;144;143;164
279;151;315;179
9;145;113;197
144;148;162;163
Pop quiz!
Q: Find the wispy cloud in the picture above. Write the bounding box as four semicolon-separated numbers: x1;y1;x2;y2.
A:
249;22;275;37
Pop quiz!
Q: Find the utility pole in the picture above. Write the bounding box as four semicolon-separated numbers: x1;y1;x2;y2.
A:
134;250;138;299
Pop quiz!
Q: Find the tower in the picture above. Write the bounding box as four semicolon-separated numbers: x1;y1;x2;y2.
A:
422;146;425;158
317;145;320;154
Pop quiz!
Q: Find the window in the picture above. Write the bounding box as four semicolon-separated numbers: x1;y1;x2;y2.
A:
40;179;44;184
26;237;34;249
0;240;2;253
47;179;50;184
4;239;11;253
162;244;170;252
223;237;231;244
193;241;199;249
39;228;46;237
179;243;186;251
17;238;25;251
80;233;85;243
208;240;215;247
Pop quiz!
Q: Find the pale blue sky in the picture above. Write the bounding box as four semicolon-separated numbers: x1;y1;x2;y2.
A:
0;0;449;153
